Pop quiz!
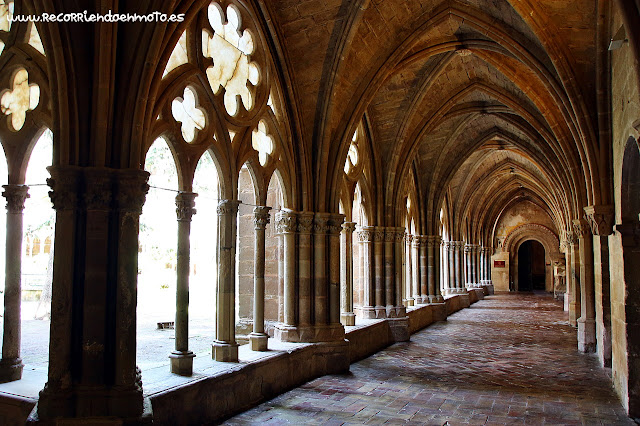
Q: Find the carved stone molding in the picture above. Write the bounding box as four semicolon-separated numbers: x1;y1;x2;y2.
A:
327;213;345;235
313;213;330;234
356;226;375;243
341;221;357;233
216;199;240;216
565;231;578;246
572;218;591;238
384;228;396;242
297;212;314;233
83;169;113;211
253;206;271;230
47;166;81;211
583;205;614;236
2;185;29;213
114;170;150;213
373;227;385;242
275;210;297;234
464;244;472;253
394;227;406;242
176;192;197;222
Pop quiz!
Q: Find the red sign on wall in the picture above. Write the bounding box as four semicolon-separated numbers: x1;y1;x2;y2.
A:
494;260;506;268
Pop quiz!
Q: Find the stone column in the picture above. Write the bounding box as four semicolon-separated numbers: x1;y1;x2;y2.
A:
384;228;395;315
585;205;614;366
446;241;455;294
405;235;414;306
574;218;596;353
314;213;330;325
567;231;581;327
328;214;344;326
464;244;473;288
412;236;421;301
249;206;271;351
276;210;297;327
340;222;357;326
426;236;435;302
357;227;376;318
373;227;385;317
297;212;313;326
432;236;444;302
454;242;463;292
213;200;240;362
394;228;405;316
0;185;29;383
418;236;428;304
170;192;197;375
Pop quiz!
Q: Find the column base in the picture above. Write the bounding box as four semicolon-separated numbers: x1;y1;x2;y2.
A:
375;306;387;319
274;324;345;343
429;295;444;304
405;297;415;307
340;312;356;326
577;318;596;353
37;382;144;420
443;288;457;296
169;351;195;376
249;332;269;351
212;341;239;362
0;357;23;383
357;306;378;319
415;296;428;305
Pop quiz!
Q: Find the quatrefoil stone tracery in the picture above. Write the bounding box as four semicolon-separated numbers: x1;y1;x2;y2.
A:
1;68;40;131
252;120;274;166
202;2;260;116
171;87;206;143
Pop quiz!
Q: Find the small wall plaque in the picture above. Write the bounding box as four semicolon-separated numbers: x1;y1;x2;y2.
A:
494;260;506;268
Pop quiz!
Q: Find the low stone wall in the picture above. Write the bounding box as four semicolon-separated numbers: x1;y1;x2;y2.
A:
2;291;487;425
0;394;36;426
149;341;349;425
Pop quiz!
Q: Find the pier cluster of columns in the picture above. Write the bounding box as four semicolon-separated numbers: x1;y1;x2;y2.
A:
444;241;492;295
403;235;445;307
272;210;346;343
464;245;492;289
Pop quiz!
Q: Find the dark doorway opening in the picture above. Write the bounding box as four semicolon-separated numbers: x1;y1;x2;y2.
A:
518;240;545;291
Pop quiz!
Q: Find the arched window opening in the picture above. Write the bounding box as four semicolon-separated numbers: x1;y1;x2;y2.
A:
265;172;283;327
235;163;257;342
352;183;364;314
189;149;219;355
137;137;179;371
21;128;54;381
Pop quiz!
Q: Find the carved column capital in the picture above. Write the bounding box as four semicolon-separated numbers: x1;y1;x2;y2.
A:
114;169;150;213
2;184;29;213
342;221;357;233
356;226;375;243
464;244;472;253
572;218;591;239
216;199;240;216
313;213;330;234
275;210;297;234
47;166;81;211
384;228;396;242
395;228;406;242
253;206;271;230
297;211;314;233
176;192;198;222
83;168;113;211
583;205;614;236
327;213;345;235
565;231;578;246
373;227;385;242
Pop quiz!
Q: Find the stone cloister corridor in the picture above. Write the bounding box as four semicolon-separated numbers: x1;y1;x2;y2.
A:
227;293;632;425
0;0;639;424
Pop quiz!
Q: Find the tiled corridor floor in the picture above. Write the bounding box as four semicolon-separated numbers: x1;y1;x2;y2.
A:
224;293;633;425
